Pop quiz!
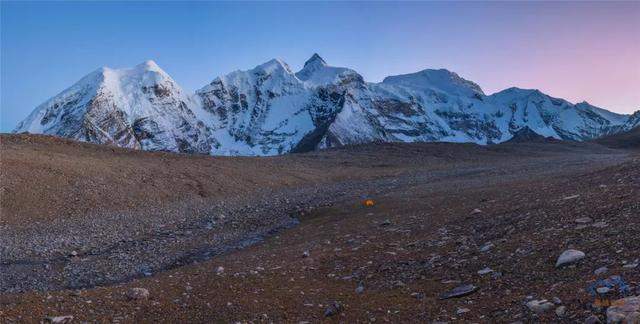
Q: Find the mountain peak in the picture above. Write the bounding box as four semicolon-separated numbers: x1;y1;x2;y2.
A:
133;59;164;73
382;68;484;96
303;53;327;68
499;87;543;96
255;58;294;75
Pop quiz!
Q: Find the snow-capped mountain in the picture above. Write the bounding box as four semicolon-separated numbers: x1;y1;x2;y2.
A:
14;61;215;154
14;54;637;155
622;110;640;130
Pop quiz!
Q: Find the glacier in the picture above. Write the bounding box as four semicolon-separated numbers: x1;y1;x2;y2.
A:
14;54;639;156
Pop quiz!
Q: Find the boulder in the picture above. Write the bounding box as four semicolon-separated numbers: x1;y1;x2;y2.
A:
556;249;585;268
45;316;73;324
607;296;640;323
127;287;150;300
439;284;478;299
526;299;554;314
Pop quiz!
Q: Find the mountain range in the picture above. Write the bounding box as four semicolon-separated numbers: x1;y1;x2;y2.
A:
14;54;639;155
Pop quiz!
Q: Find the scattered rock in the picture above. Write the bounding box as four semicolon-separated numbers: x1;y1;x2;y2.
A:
456;307;471;315
379;219;392;227
575;217;593;224
439;284;478;299
410;292;424;299
584;314;602;324
477;267;493;275
592;222;608;228
324;301;343;317
555;249;585;268
480;242;494;252
302;250;310;258
470;208;482;215
215;266;225;274
607;296;640;323
594;266;609;275
45;315;74;323
526;299;554;314
555;305;566;317
355;284;364;294
553;297;562;304
394;281;406;289
126;287;150;300
69;251;78;257
562;194;580;200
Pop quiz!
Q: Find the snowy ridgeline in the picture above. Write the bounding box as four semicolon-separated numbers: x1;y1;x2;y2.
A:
14;54;639;156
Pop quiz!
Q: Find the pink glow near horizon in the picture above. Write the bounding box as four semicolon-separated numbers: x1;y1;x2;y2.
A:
358;2;640;114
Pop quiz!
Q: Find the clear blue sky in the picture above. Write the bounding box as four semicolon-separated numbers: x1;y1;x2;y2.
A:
2;1;639;132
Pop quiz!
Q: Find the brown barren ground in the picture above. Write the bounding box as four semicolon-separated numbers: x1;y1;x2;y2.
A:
1;134;638;323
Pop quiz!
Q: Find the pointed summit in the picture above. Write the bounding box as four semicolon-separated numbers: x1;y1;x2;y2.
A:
295;53;357;85
254;58;294;75
303;53;327;68
132;60;167;74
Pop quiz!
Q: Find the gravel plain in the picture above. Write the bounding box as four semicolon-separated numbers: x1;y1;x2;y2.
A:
1;133;638;322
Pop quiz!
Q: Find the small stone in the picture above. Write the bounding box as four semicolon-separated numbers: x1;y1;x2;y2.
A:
69;251;78;257
470;208;482;215
480;242;494;252
606;296;640;323
410;292;424;299
526;299;554;314
324;301;343;317
126;287;150;300
45;316;73;323
623;263;638;269
456;308;471;315
439;284;478;299
584;315;602;324
355;284;364;294
477;267;493;275
596;287;611;295
379;219;392;227
555;306;566;317
575;217;593;224
562;194;580;200
592;222;608;228
555;249;585;268
553;297;562;304
594;266;609;275
302;250;310;258
215;266;225;274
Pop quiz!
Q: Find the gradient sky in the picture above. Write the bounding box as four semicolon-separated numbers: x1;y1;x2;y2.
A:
1;1;639;131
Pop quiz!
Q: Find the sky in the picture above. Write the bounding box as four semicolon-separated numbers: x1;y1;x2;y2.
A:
1;1;639;132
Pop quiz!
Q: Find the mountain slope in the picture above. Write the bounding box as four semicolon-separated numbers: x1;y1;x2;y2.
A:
594;125;640;149
14;55;637;155
14;61;215;154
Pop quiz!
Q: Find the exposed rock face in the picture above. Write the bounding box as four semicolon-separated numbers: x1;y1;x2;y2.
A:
15;55;637;156
503;126;556;143
623;111;640;130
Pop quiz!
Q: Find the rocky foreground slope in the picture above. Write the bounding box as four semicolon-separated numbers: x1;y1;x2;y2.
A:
1;134;638;322
14;54;639;155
